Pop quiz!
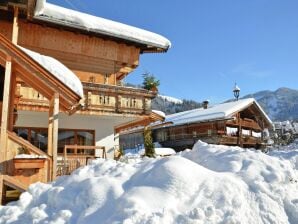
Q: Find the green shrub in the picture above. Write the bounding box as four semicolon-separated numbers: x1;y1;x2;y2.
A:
142;73;160;91
144;126;155;157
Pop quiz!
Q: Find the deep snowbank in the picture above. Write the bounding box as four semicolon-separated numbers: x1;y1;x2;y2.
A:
0;142;297;224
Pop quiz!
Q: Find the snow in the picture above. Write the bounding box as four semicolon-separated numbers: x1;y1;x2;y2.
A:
1;141;297;224
34;0;171;50
14;154;47;159
233;84;241;91
154;147;176;156
19;47;84;98
152;110;166;118
160;98;272;127
158;94;183;104
124;145;176;158
226;126;238;136
242;129;250;136
252;131;262;138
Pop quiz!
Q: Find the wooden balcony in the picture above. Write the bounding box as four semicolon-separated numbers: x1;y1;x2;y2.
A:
226;118;262;131
16;82;157;116
57;145;106;176
83;82;156;116
219;135;263;146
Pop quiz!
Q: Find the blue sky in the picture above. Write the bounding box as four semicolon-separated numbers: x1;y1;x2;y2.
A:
49;0;298;103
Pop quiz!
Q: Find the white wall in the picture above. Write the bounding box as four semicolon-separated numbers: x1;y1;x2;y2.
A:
15;111;134;158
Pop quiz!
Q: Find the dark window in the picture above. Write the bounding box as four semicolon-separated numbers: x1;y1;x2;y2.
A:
14;127;95;154
30;129;48;151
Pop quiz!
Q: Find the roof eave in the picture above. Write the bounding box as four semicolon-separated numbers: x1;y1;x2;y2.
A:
0;33;82;113
32;15;170;53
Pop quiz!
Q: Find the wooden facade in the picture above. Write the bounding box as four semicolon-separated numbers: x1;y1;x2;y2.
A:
16;82;155;116
118;100;273;152
153;117;265;151
0;18;156;117
0;32;82;204
0;1;169;204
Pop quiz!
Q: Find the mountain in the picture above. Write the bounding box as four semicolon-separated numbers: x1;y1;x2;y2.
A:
123;83;202;115
243;87;298;121
153;88;298;121
152;95;202;115
126;82;297;121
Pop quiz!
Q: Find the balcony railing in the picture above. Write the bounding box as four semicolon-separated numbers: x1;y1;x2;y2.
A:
0;0;28;10
57;145;106;176
16;82;157;116
226;118;262;131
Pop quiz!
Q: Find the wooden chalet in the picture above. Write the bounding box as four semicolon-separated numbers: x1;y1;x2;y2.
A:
0;0;170;204
117;98;273;151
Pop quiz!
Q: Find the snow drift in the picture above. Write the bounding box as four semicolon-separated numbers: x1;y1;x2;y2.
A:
0;142;297;224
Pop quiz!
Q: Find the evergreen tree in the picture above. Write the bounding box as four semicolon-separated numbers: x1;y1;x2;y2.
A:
142;73;160;91
144;126;155;157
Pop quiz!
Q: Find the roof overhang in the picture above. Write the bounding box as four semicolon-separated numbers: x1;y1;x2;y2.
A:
115;111;165;134
238;101;273;129
1;1;171;53
31;0;170;53
0;33;82;113
154;99;273;130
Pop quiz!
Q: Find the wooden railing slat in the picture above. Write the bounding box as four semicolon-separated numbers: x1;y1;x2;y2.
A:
57;145;106;176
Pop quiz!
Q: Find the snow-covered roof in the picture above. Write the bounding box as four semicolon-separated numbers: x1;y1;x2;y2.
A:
152;110;166;118
158;98;272;127
158;94;183;104
34;0;171;51
19;46;84;98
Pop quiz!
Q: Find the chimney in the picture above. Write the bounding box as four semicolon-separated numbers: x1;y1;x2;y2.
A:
203;100;209;109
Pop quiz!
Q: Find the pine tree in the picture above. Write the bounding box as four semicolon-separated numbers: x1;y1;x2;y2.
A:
144;126;155;157
142;73;160;91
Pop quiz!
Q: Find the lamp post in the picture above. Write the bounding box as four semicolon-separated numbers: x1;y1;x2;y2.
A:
233;84;240;101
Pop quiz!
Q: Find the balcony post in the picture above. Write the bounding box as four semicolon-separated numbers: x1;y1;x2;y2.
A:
52;93;59;180
116;95;121;113
48;93;59;180
0;58;12;170
12;6;19;45
0;57;12;205
87;91;92;108
143;98;151;115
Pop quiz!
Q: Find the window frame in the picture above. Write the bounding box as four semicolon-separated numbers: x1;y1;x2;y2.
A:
14;127;96;153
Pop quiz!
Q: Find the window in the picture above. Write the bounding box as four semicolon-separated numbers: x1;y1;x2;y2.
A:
226;127;238;136
252;131;262;138
31;129;48;151
193;131;197;138
58;130;75;153
14;127;95;154
242;129;251;136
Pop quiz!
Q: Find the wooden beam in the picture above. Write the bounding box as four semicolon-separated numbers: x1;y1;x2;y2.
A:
0;33;82;112
0;58;12;205
12;6;19;45
238;113;243;147
0;174;3;205
47;96;54;181
8;72;16;131
0;58;12;169
52;93;59;180
3;175;27;193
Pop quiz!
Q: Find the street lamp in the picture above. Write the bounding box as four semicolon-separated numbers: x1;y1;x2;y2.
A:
233;83;240;100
